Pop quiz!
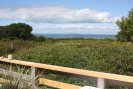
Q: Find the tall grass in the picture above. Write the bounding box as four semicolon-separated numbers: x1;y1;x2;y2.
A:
0;40;37;56
0;65;39;89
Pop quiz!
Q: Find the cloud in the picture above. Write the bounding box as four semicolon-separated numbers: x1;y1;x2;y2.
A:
31;23;119;34
34;23;117;29
0;6;119;35
0;6;118;23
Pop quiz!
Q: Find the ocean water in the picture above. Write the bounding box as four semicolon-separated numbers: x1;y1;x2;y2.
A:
35;34;116;39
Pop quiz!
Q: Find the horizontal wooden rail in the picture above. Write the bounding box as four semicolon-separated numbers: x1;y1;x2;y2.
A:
39;78;81;89
0;57;133;83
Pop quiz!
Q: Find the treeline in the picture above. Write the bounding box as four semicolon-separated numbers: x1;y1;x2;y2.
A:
0;23;46;41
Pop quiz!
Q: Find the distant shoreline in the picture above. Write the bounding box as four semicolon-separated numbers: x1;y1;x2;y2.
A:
34;34;116;39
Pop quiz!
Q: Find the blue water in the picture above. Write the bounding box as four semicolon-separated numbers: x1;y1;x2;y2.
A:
35;34;116;39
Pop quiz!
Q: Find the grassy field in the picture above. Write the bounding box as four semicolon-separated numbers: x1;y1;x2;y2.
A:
0;39;133;88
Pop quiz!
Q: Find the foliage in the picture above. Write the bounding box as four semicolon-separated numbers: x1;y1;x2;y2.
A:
31;36;47;42
14;40;133;76
0;23;47;41
0;23;33;40
0;40;37;56
116;8;133;42
12;39;133;88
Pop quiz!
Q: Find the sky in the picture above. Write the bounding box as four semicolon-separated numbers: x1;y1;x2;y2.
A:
0;0;132;35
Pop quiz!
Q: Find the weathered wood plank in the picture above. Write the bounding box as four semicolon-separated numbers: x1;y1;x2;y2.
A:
39;78;81;89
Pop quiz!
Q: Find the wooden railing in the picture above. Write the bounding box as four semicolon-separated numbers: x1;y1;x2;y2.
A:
0;56;133;89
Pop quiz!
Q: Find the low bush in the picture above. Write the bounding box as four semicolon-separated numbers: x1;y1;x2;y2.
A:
12;39;133;88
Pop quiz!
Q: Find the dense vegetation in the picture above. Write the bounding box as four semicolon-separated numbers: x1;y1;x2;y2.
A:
0;23;33;40
0;23;46;41
0;40;38;56
0;39;129;88
116;8;133;42
13;39;133;76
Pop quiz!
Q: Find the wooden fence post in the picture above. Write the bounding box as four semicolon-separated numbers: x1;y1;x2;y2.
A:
8;54;13;60
31;67;36;78
97;78;106;89
8;54;13;71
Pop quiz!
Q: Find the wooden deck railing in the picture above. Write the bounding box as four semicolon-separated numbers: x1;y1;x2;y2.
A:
0;56;133;89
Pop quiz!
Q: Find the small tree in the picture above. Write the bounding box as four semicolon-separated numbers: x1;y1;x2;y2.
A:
0;23;47;41
8;23;33;40
116;8;133;42
0;23;33;40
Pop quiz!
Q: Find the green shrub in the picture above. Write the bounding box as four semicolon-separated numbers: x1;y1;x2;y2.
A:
12;39;133;88
116;8;133;42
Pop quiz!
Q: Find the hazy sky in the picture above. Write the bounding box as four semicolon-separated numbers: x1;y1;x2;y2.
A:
0;0;132;34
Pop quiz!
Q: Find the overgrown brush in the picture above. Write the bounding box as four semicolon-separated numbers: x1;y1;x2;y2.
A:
0;40;37;56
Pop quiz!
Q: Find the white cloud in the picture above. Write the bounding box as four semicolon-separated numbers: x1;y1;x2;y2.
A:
0;6;118;23
31;23;119;34
33;23;117;29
